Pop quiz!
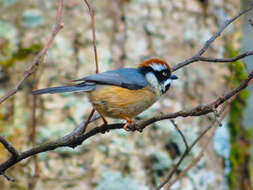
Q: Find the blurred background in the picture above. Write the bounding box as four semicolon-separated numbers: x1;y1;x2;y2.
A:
0;0;252;189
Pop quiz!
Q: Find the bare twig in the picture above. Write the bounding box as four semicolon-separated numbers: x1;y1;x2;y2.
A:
134;70;253;132
73;33;82;77
81;0;99;132
0;2;253;187
169;151;204;188
170;120;189;150
196;6;252;56
158;85;239;189
0;70;252;174
0;172;14;182
194;51;253;63
155;120;217;190
0;114;100;178
28;84;40;190
0;136;18;182
167;106;230;189
0;0;64;104
172;5;253;71
0;136;19;158
83;0;99;73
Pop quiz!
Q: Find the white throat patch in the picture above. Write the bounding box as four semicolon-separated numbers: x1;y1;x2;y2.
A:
145;72;163;96
163;78;172;92
145;72;159;88
145;72;173;96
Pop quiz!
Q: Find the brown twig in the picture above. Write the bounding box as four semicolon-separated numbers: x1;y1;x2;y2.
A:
134;70;253;132
0;136;19;158
157;101;230;189
167;106;230;189
81;0;99;131
0;2;253;187
188;51;253;65
73;33;82;77
28;76;40;190
0;136;18;182
83;0;99;73
159;85;239;190
172;4;253;71
155;120;217;190
0;171;14;182
0;0;64;104
170;120;189;150
0;70;252;175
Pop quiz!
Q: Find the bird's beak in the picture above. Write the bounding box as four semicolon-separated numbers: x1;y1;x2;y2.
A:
170;74;178;80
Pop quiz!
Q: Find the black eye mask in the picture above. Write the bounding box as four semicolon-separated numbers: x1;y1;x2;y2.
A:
140;66;171;83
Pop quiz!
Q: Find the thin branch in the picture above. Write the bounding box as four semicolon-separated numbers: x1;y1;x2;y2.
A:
0;136;18;182
83;0;99;73
0;172;14;182
172;4;253;71
195;51;253;63
82;0;99;133
167;106;230;189
197;6;252;56
135;70;253;132
0;70;252;174
170;120;189;150
0;2;253;186
168;151;203;188
158;89;236;190
0;0;64;104
0;136;19;158
28;87;40;190
0;114;100;176
155;120;217;190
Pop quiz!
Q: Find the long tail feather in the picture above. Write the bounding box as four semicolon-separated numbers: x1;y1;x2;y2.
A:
32;85;95;95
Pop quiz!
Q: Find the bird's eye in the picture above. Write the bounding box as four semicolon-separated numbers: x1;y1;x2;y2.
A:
162;71;168;77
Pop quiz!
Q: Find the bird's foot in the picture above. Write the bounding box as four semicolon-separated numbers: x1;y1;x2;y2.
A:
122;117;134;131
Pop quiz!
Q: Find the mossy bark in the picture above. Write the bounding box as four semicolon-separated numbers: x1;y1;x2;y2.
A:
225;44;252;190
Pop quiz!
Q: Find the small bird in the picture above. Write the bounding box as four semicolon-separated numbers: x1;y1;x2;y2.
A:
32;58;178;130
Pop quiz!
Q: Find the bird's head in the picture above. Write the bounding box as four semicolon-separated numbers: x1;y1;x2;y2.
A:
138;58;178;94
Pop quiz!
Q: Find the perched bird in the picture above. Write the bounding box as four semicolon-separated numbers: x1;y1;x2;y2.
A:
32;58;178;130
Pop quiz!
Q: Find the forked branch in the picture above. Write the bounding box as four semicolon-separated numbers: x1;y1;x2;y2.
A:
0;2;253;188
0;70;252;174
0;0;64;104
172;4;253;71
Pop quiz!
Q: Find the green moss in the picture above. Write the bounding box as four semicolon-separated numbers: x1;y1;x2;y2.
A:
0;43;42;66
225;44;251;189
15;44;42;59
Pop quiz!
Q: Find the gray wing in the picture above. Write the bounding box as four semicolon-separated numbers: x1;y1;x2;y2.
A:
32;82;96;95
73;68;148;90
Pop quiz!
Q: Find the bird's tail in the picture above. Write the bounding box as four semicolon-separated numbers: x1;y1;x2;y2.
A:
32;84;95;95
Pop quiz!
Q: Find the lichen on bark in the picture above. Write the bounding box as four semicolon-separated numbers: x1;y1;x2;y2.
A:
225;44;252;190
